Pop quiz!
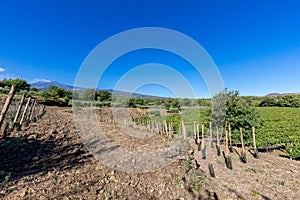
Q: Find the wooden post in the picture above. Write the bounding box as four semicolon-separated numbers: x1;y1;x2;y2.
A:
219;127;224;144
240;128;247;163
208;152;215;177
26;99;36;125
29;100;37;122
0;85;17;130
210;122;213;148
164;120;168;135
170;122;173;138
1;123;9;139
196;123;200;144
252;126;259;158
193;121;197;143
182;120;186;139
20;97;32;126
225;130;229;154
11;93;26;131
201;124;206;159
228;124;233;152
224;130;233;169
216;126;221;156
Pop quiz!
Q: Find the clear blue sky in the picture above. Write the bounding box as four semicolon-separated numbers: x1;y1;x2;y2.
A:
0;0;300;97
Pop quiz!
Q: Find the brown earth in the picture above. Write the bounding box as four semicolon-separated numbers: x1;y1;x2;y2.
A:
0;107;299;200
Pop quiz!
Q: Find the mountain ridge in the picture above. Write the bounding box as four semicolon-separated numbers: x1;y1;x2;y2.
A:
30;81;163;99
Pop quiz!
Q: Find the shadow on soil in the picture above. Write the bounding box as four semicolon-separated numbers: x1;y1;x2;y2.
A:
0;134;92;185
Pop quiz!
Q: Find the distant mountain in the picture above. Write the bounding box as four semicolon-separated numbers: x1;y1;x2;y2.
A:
30;81;82;90
266;92;300;97
30;81;163;99
107;89;163;99
266;93;283;97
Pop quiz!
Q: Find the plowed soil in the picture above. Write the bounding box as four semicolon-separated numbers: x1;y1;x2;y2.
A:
0;107;299;200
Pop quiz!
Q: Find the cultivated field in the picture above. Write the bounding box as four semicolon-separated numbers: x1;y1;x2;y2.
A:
1;106;300;199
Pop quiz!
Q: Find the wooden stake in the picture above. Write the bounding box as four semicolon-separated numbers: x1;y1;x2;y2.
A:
29;100;37;122
225;130;229;154
252;126;259;158
216;126;221;156
196;123;200;144
223;129;233;169
201;125;206;159
210;122;213;148
201;124;205;149
181;120;186;139
240;128;247;163
194;121;197;142
219;127;224;144
0;85;16;129
12;93;26;130
208;152;215;177
240;128;245;154
228;124;233;152
20;97;32;126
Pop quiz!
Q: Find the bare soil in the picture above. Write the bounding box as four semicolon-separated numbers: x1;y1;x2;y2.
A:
0;107;299;200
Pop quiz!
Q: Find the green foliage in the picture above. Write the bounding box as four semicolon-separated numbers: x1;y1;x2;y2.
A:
197;98;211;107
81;89;96;101
285;142;300;160
128;98;147;108
96;90;112;102
259;95;300;108
259;96;279;107
256;107;300;159
1;173;11;185
166;114;181;132
0;78;30;93
162;98;181;112
226;91;261;141
278;95;300;107
211;90;227;129
211;90;260;141
40;86;72;106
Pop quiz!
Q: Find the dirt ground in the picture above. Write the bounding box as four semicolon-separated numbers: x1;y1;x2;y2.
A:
0;107;299;199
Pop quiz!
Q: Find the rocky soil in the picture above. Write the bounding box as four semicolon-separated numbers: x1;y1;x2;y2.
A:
0;107;299;199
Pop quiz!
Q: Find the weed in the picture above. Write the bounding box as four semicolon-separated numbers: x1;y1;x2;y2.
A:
253;190;261;196
275;180;285;186
245;167;264;174
190;170;204;193
1;173;11;185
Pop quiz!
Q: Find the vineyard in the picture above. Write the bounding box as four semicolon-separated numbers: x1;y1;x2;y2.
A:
256;107;300;159
134;106;300;160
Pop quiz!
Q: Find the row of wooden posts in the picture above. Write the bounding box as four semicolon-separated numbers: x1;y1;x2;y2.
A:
106;116;258;157
106;114;259;177
191;122;259;177
0;85;46;138
104;117;177;138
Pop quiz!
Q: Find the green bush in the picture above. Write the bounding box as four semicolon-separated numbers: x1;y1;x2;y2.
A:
285;142;300;160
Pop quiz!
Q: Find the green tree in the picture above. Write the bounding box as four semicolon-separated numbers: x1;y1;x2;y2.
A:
211;90;227;129
0;78;30;92
81;89;96;101
278;95;300;107
226;91;260;141
212;90;260;141
259;96;278;107
96;90;112;102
